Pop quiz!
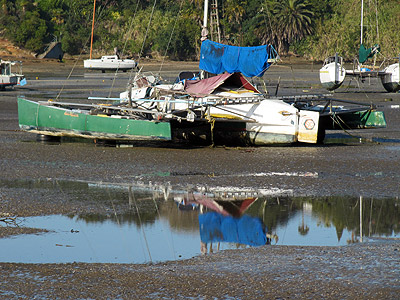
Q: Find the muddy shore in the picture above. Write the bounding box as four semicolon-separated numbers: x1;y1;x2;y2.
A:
0;59;399;299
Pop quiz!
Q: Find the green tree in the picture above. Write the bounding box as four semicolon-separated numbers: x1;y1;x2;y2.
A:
153;16;199;60
14;10;48;53
221;0;247;45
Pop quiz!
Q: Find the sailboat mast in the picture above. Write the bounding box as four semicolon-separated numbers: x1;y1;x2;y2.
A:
360;0;364;45
90;0;96;59
203;0;209;29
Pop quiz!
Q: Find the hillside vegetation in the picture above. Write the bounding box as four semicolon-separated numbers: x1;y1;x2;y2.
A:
0;0;399;62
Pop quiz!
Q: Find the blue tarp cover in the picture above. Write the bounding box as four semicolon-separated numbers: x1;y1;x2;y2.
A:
199;39;272;77
199;212;268;247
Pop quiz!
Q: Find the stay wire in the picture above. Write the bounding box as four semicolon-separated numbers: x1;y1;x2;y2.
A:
109;0;142;98
139;0;157;64
158;0;185;74
125;0;158;90
55;3;108;101
330;113;379;144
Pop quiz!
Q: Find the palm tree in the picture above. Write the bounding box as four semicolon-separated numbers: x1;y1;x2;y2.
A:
272;0;314;54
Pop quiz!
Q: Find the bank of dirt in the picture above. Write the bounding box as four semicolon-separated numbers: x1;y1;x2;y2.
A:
0;59;399;299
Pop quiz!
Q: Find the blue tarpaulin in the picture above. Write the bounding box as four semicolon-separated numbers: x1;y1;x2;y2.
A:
199;212;268;247
199;39;273;77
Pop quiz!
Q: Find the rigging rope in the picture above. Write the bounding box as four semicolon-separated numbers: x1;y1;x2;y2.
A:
109;0;143;98
330;113;378;144
55;2;108;101
139;0;157;63
158;0;185;74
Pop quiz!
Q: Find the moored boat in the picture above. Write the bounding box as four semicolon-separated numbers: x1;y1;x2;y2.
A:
319;54;346;91
83;55;137;72
83;0;137;72
0;59;25;90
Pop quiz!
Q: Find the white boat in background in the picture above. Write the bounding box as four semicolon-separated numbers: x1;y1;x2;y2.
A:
83;55;137;72
0;59;26;90
320;54;400;93
320;0;400;92
83;0;137;72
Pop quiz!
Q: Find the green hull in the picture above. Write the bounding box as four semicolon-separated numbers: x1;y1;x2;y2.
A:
18;98;172;141
320;110;387;130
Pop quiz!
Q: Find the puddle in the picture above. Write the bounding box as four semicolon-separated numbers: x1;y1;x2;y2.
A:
0;179;399;264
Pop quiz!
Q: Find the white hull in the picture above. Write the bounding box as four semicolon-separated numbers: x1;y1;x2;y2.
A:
380;63;400;92
0;74;19;88
84;55;137;71
321;54;400;93
120;85;320;145
319;61;346;91
209;100;319;144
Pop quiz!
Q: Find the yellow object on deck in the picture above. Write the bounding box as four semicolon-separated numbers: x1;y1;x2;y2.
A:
210;114;243;120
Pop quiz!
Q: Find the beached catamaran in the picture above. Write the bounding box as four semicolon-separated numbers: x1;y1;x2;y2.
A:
18;0;386;146
320;0;400;92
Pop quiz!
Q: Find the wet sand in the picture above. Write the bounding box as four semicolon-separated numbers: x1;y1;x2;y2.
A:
0;59;399;299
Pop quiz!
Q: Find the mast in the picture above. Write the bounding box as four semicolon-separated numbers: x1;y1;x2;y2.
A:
202;0;221;42
89;0;96;59
360;0;364;45
203;0;208;28
201;0;209;41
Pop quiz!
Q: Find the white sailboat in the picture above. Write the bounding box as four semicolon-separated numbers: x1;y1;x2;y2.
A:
319;0;400;92
84;54;137;72
83;0;137;72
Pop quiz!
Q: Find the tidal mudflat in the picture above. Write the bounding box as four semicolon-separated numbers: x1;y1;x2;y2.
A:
0;59;399;299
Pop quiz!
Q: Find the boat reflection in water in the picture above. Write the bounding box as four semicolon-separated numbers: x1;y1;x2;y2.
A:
175;192;279;254
0;179;399;263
